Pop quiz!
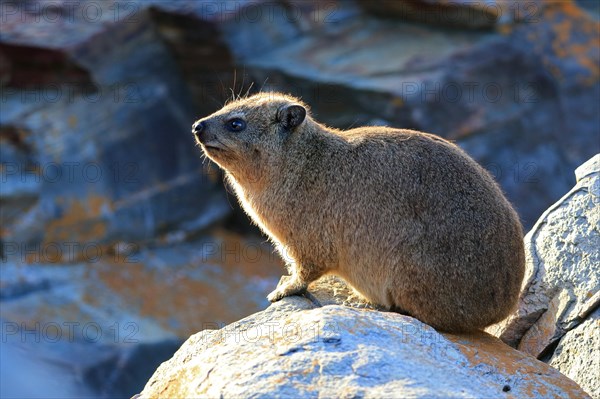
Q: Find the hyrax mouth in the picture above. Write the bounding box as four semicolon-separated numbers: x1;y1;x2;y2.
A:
203;143;226;152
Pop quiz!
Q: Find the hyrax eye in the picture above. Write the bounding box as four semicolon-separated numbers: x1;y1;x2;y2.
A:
226;118;246;132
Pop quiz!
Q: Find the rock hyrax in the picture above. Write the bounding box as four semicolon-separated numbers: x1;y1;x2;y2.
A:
192;92;525;333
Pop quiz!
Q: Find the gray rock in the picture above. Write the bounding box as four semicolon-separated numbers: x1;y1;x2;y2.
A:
0;126;40;231
305;275;380;309
2;0;598;236
0;4;232;253
0;232;282;344
548;308;600;398
0;337;95;398
2;0;598;238
138;284;589;398
0;231;283;397
490;154;599;353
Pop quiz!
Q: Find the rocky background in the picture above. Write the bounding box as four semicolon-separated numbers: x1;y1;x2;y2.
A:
1;0;598;397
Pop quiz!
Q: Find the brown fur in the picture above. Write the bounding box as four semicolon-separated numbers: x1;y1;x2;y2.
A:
192;92;525;333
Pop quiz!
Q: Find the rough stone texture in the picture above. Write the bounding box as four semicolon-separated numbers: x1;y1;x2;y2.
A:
486;154;599;398
138;283;589;398
548;308;600;398
306;275;380;309
490;154;599;351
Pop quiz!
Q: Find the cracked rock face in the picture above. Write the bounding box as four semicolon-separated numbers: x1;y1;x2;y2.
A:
548;308;599;397
488;154;599;398
138;278;589;398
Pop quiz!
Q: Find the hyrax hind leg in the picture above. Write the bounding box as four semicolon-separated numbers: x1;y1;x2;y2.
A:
267;262;325;302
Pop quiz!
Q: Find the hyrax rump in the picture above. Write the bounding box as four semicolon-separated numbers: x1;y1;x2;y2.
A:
192;92;525;333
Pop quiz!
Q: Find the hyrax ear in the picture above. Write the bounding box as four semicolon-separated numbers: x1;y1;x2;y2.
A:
278;104;306;130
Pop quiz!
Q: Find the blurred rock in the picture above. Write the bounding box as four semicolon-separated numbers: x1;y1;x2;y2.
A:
0;126;40;231
0;229;283;397
0;324;179;399
0;337;95;398
1;5;232;255
0;42;93;88
138;278;590;398
358;0;501;28
82;339;182;397
1;0;597;244
358;0;553;28
1;230;282;341
577;0;600;19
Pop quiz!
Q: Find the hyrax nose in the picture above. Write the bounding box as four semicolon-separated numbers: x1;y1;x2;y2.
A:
192;121;206;139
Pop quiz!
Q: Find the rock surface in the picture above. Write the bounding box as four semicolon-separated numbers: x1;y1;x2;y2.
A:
488;154;599;398
0;229;282;397
1;5;232;253
548;308;599;398
138;277;590;398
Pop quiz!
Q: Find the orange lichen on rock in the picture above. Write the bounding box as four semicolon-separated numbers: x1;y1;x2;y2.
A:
446;332;586;397
87;228;283;337
44;195;110;242
26;195;112;263
541;1;600;85
89;259;225;337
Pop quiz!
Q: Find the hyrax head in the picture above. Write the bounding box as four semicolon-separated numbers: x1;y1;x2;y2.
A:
192;92;308;181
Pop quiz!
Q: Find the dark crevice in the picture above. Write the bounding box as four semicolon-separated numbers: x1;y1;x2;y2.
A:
0;42;94;89
147;7;246;114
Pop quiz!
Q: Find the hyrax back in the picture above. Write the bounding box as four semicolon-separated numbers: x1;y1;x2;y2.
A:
193;92;525;333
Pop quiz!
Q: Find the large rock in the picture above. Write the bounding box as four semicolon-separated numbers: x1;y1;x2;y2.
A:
2;0;597;241
1;1;597;240
488;154;599;398
490;154;599;349
0;2;282;396
138;278;589;398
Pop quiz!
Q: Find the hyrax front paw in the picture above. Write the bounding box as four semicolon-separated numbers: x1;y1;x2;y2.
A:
267;281;307;302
